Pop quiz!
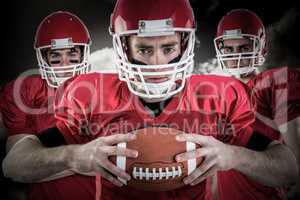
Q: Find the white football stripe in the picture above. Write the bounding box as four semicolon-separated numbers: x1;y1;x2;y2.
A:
117;142;127;185
186;142;196;175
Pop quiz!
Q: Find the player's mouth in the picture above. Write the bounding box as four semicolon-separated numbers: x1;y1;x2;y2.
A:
55;72;73;77
227;64;249;69
145;76;170;83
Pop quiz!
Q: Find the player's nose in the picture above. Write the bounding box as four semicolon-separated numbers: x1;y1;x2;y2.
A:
61;54;71;65
149;51;169;66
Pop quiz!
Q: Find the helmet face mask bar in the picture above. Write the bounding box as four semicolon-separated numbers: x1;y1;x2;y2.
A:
214;9;266;78
110;0;196;101
34;11;91;88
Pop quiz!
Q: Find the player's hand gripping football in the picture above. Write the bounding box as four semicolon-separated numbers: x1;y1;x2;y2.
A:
175;134;236;186
69;133;138;186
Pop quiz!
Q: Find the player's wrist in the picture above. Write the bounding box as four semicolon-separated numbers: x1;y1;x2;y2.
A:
229;145;245;170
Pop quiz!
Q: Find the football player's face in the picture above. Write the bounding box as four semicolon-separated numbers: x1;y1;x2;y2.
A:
46;47;82;77
128;33;181;84
128;33;181;65
126;33;182;100
221;38;253;68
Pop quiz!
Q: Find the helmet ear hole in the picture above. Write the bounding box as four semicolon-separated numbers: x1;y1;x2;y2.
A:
181;32;189;52
121;36;130;59
121;36;128;50
78;46;84;62
41;49;49;64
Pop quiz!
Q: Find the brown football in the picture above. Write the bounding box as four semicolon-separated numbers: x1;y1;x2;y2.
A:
110;127;203;191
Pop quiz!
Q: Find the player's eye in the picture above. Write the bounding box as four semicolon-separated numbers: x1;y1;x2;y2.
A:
241;46;252;52
163;47;176;55
69;53;78;57
68;51;80;57
49;54;59;59
137;48;153;56
223;47;233;54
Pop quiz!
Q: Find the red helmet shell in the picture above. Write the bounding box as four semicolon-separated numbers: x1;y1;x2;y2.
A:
34;11;90;48
110;0;195;34
216;9;265;37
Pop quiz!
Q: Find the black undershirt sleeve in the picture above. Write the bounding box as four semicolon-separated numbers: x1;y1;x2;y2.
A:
37;126;67;147
246;131;273;151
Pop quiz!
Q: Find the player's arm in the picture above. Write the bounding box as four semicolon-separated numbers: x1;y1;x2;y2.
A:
2;130;74;183
279;116;300;197
231;133;298;187
278;116;300;170
1;81;75;182
222;80;298;187
2;127;138;184
35;76;137;186
175;80;298;187
175;132;297;187
236;77;300;187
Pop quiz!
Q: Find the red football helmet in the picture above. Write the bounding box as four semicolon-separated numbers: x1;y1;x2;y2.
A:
110;0;196;100
214;9;266;77
34;11;91;88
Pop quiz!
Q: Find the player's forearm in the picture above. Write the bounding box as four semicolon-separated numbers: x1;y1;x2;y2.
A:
279;117;300;181
232;143;298;187
2;138;76;183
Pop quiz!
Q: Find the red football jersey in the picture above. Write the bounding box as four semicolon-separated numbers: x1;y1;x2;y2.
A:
54;72;255;200
215;67;300;200
1;75;56;135
0;75;99;200
248;66;300;140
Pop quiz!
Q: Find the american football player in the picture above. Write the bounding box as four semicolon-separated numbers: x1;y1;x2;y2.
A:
214;8;300;200
53;1;255;199
1;11;92;200
52;1;296;200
